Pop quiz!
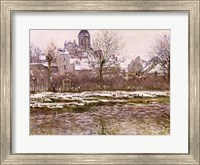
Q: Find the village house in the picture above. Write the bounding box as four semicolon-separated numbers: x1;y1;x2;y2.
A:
56;30;96;74
30;30;122;92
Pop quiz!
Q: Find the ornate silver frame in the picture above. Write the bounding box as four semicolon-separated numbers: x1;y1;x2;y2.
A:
0;0;199;164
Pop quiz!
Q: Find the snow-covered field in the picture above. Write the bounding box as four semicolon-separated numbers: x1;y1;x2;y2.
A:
31;90;169;99
30;91;170;135
30;91;169;109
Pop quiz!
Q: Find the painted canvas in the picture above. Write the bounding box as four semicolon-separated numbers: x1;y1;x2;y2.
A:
30;30;170;135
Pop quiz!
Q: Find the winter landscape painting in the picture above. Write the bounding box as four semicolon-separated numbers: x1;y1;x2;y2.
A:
30;30;170;135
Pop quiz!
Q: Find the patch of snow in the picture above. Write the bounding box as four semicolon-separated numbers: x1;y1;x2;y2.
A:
148;63;163;74
30;91;169;109
39;55;46;61
75;62;91;70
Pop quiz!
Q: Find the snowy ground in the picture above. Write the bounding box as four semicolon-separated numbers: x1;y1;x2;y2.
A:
30;91;169;109
30;91;170;135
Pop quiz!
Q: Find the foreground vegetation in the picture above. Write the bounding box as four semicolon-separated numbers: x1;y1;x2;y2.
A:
30;94;170;135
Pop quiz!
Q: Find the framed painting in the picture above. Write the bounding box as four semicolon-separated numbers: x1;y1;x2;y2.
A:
0;0;199;164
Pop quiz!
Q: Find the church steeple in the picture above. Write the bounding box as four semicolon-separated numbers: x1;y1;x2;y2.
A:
78;30;90;51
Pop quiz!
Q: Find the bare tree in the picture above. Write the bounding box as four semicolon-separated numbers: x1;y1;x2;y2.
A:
92;30;125;80
150;34;170;83
30;43;42;63
45;42;57;91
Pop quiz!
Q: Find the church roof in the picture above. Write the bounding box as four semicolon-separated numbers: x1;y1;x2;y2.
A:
78;30;90;37
64;40;79;48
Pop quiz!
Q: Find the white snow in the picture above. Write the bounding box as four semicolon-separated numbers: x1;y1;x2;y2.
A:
69;58;77;64
31;91;169;99
74;58;91;70
39;55;46;61
148;63;163;74
30;91;169;109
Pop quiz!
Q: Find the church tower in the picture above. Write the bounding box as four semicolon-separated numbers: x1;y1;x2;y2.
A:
78;30;90;51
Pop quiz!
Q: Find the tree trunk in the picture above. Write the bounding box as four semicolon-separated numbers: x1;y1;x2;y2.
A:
99;62;104;89
167;61;170;84
48;61;52;91
99;66;103;80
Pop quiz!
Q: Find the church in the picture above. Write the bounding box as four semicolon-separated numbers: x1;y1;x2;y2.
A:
77;30;91;51
56;30;96;74
30;30;122;92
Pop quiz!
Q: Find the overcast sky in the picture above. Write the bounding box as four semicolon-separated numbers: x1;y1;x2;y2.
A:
30;30;170;68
